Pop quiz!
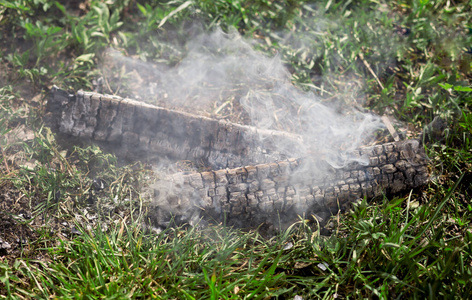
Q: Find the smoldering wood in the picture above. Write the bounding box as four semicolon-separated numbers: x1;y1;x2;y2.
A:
47;86;304;169
47;87;430;229
152;139;429;228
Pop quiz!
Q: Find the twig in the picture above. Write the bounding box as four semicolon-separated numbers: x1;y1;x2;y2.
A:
358;52;384;90
0;144;11;174
104;76;114;95
381;115;400;142
214;100;231;116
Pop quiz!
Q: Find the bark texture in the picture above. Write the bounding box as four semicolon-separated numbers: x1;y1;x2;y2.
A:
47;86;303;169
47;87;430;228
152;140;429;228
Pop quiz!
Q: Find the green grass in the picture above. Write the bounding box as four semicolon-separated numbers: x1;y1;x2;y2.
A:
1;0;471;298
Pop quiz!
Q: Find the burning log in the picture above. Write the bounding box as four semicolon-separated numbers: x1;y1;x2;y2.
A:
47;86;303;169
152;139;429;228
47;87;430;228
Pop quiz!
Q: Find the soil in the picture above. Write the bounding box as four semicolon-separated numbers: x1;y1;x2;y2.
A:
0;180;41;260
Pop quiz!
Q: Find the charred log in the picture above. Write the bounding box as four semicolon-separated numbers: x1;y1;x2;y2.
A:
46;86;303;169
152;140;429;228
47;87;430;229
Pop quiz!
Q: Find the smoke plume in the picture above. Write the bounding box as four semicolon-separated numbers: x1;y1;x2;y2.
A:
102;28;384;170
98;27;390;228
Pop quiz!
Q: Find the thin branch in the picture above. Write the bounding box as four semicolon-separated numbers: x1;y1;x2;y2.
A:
358;52;384;90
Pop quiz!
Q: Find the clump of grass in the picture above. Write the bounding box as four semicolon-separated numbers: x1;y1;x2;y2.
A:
4;184;472;298
3;219;293;298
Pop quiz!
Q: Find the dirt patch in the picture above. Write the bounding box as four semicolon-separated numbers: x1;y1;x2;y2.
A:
0;180;40;260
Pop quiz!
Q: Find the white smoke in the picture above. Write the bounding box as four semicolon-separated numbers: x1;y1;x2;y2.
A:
101;28;384;169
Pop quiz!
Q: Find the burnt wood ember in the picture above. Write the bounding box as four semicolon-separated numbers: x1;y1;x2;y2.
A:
152;140;429;228
47;87;430;229
47;86;303;169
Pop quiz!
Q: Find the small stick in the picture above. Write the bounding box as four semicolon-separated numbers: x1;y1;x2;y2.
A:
0;144;11;174
358;52;384;90
213;100;231;116
381;115;400;142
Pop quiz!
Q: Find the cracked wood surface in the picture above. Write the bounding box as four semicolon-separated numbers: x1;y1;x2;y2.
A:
47;87;430;228
154;139;429;227
47;86;303;169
